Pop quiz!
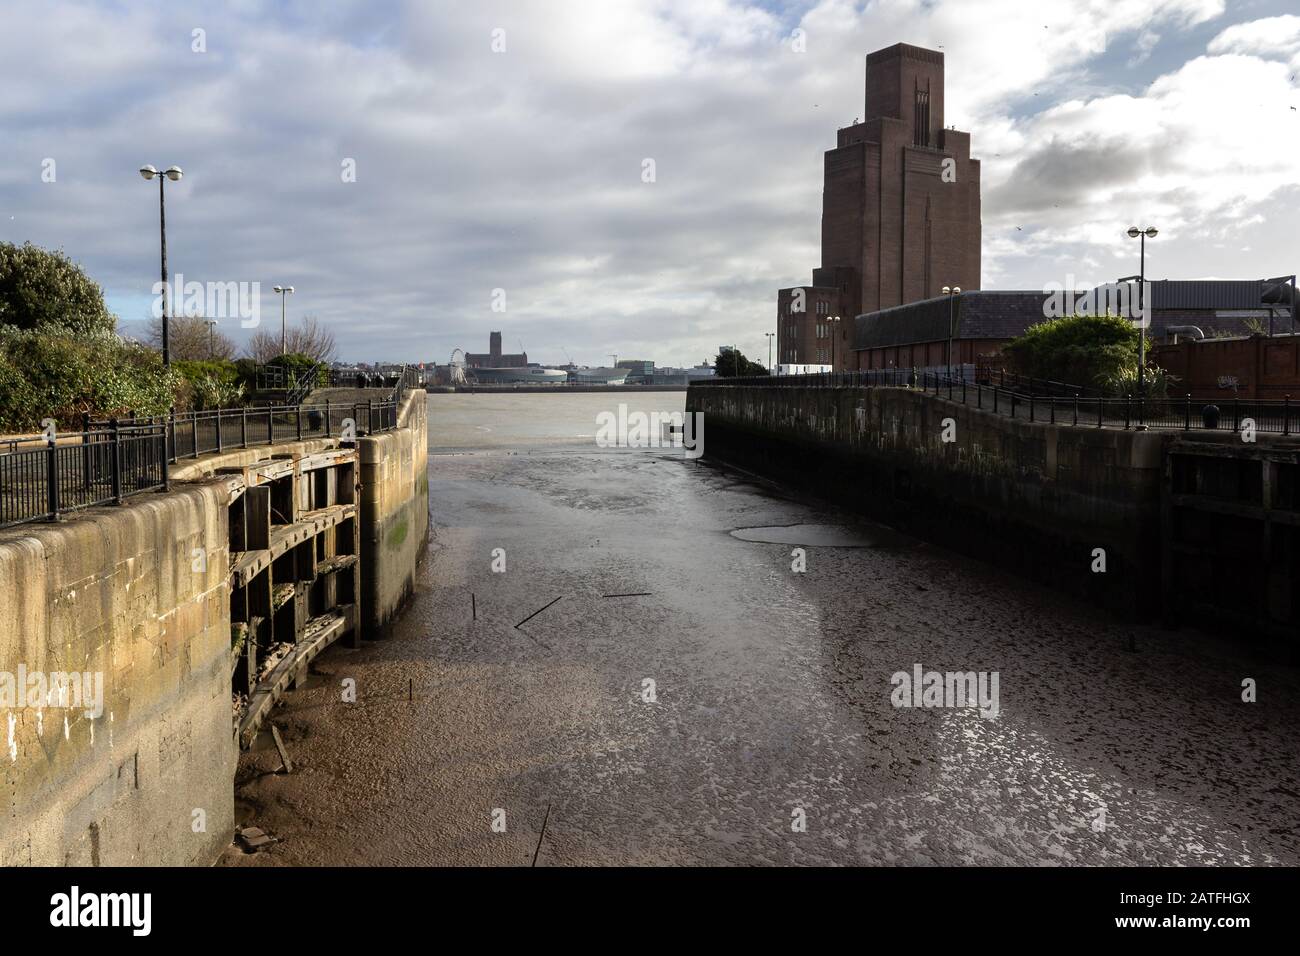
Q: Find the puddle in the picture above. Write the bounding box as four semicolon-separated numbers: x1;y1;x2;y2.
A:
729;522;905;548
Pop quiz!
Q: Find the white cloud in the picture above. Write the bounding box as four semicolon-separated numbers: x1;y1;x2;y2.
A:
0;0;1294;368
985;30;1300;288
1207;13;1300;71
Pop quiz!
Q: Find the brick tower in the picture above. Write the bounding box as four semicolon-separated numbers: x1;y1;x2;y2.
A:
777;43;981;370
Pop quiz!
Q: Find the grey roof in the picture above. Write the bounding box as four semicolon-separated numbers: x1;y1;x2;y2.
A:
854;292;1043;350
1147;279;1292;310
853;282;1297;351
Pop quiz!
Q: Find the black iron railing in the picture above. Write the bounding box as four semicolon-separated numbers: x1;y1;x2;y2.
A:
694;368;1296;436
285;361;327;406
386;364;421;402
255;363;421;399
0;396;403;530
0;421;169;529
254;363;323;392
973;367;1102;397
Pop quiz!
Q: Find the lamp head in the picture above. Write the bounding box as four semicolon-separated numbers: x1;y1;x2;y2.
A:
164;166;183;181
1144;227;1158;238
953;286;961;294
139;165;158;180
1127;227;1141;238
942;286;951;294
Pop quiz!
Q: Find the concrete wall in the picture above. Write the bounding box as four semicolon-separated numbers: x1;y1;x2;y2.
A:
688;384;1167;615
1;388;431;865
0;482;235;866
357;389;429;637
169;438;336;481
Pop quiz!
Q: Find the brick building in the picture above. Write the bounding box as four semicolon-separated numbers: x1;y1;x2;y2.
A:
778;43;981;371
466;331;528;368
851;280;1297;377
854;291;1039;372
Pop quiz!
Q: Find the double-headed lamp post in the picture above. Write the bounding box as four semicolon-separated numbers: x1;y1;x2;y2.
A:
941;286;962;378
765;331;775;373
829;316;841;371
1126;226;1158;396
273;285;295;357
139;165;183;368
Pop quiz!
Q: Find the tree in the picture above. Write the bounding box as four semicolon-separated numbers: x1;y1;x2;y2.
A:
143;314;236;360
713;347;769;377
244;314;337;364
0;241;117;336
1001;313;1168;396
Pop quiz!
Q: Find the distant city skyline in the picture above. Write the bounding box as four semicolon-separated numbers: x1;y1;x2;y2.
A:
2;0;1298;366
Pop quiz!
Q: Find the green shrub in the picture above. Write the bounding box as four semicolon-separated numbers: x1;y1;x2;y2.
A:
188;375;246;410
1002;313;1168;397
174;358;239;383
0;326;180;432
233;357;259;387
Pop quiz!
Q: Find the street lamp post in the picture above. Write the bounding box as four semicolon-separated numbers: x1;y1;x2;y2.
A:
139;165;183;368
204;318;217;359
273;285;295;358
942;286;962;379
829;316;840;371
765;331;774;374
1126;226;1158;396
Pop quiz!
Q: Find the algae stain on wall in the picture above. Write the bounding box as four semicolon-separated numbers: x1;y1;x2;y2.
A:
386;516;410;551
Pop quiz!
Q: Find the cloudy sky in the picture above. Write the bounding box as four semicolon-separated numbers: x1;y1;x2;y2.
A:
1;0;1297;367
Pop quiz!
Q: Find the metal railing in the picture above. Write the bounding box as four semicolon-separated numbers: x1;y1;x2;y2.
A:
328;367;420;393
694;368;1297;436
973;367;1102;397
386;365;421;402
255;362;419;402
285;361;327;406
0;397;402;530
254;363;323;392
0;422;169;529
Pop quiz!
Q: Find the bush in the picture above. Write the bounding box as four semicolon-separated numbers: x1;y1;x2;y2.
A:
0;326;180;432
233;357;259;386
174;358;239;384
1002;313;1168;397
187;375;246;411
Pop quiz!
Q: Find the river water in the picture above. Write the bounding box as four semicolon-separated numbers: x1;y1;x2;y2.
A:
224;391;1300;866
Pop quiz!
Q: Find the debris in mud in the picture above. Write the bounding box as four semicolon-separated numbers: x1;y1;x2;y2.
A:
270;723;294;773
514;596;563;629
257;641;293;681
236;826;278;852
